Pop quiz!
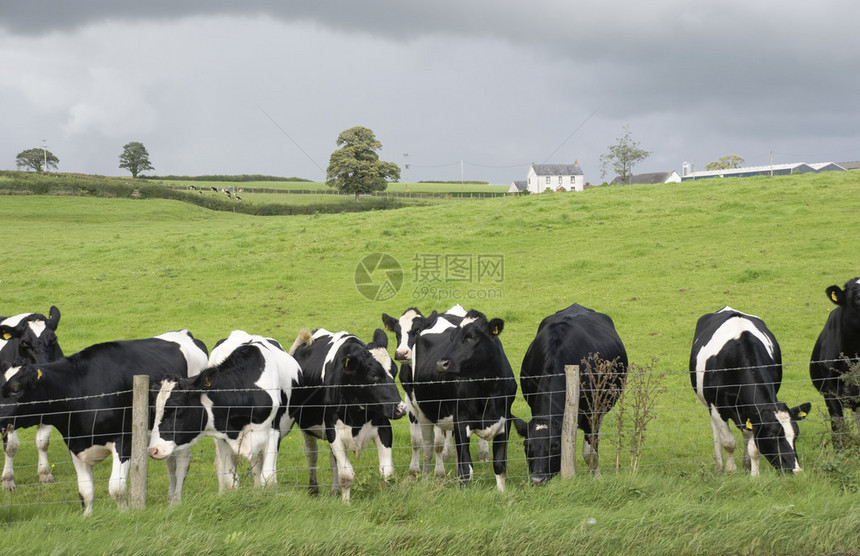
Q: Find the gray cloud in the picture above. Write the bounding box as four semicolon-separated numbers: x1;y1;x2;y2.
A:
1;1;858;183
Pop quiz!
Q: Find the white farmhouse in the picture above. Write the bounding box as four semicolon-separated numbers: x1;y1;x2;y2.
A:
525;163;585;193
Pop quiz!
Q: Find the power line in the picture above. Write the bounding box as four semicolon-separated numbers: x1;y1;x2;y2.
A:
255;103;326;176
542;108;599;163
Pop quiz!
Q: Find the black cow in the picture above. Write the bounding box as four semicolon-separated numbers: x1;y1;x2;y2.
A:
288;328;407;500
149;330;302;492
0;330;208;514
382;305;489;476
691;307;811;475
810;277;860;442
404;309;516;491
0;306;63;489
512;304;628;483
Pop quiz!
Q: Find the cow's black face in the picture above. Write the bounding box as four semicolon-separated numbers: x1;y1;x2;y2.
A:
436;313;504;377
754;403;810;473
150;379;205;457
519;418;561;484
338;348;406;420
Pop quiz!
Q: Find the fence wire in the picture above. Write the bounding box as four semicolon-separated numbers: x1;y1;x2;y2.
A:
0;357;857;518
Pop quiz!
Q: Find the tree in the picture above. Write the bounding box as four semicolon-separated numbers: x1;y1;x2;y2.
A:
326;126;400;200
119;141;154;178
705;155;744;171
600;125;651;185
16;148;59;172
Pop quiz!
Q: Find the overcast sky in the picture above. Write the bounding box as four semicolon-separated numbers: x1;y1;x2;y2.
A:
2;1;858;184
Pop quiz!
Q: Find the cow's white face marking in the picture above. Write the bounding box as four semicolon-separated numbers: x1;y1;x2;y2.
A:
369;347;395;379
3;366;21;382
27;320;47;338
317;330;354;381
775;410;799;470
460;316;478;328
152;379;178;429
396;309;421;358
694;313;775;402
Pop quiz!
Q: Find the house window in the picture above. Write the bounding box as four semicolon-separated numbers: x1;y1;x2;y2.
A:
545;176;551;184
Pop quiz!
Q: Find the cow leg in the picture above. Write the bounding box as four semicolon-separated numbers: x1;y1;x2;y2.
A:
2;428;19;491
214;439;239;492
373;421;395;481
453;424;473;485
491;423;509;492
708;407;735;472
329;438;354;501
438;428;452;461
258;429;279;487
744;431;761;476
302;432;320;496
108;444;130;511
167;445;192;504
36;424;54;484
70;450;96;516
418;420;437;477
478;438;490;464
407;417;422;477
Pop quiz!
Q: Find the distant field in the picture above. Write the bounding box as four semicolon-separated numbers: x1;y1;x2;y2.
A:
1;171;859;553
158;179;510;194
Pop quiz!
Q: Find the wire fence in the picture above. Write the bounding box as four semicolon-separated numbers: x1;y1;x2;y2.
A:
0;357;857;518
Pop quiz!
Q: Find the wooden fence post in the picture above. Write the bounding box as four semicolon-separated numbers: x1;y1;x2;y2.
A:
129;374;150;509
560;365;580;479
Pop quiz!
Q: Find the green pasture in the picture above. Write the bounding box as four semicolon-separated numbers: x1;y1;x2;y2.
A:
1;172;858;553
159;179;509;194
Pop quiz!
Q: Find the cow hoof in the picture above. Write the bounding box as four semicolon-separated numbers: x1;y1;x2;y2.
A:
39;474;55;485
2;480;15;492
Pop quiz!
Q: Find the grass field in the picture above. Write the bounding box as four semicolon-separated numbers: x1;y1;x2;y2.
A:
157;179;509;194
1;172;859;553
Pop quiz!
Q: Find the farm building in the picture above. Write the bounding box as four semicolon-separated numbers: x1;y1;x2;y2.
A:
681;161;845;181
515;163;585;194
611;171;681;185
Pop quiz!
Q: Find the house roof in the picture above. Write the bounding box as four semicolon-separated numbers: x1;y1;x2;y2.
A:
509;180;528;191
530;163;583;176
682;162;815;180
611;171;674;185
837;161;860;170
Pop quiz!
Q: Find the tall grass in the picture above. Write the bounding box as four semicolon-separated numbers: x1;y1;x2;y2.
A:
1;171;859;553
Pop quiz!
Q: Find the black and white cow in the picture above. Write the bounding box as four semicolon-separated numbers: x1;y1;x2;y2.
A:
288;327;406;500
690;307;811;475
148;330;302;492
404;309;516;491
382;305;489;476
810;277;860;441
0;330;208;514
0;306;63;489
512;303;628;483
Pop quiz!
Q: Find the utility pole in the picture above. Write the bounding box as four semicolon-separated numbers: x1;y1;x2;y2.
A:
42;139;48;173
403;153;409;184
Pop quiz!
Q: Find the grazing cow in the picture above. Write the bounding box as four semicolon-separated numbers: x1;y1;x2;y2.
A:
288;327;407;501
382;305;489;476
148;330;302;491
0;330;208;514
0;306;64;489
512;304;628;483
404;309;516;491
810;277;860;441
690;307;811;475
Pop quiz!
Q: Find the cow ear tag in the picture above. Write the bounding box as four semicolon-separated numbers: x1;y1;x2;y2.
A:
831;290;840;303
492;325;499;335
37;369;43;380
2;332;10;340
344;356;350;368
798;411;807;418
204;377;211;388
745;418;753;430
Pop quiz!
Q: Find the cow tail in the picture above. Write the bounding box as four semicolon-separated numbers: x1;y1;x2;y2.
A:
288;328;314;355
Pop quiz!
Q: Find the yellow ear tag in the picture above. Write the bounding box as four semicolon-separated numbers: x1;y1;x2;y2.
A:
344;356;350;368
492;326;499;335
745;418;753;430
831;291;840;303
37;369;43;380
204;377;211;388
2;333;10;341
798;411;807;418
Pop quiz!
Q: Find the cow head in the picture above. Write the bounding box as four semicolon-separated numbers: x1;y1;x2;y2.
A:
0;364;43;428
382;308;429;362
436;310;505;377
0;307;63;365
513;415;561;484
826;277;860;327
751;402;812;473
326;336;406;420
366;328;398;381
148;375;204;460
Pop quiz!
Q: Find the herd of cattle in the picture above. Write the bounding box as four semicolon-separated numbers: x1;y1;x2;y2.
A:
0;276;858;514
